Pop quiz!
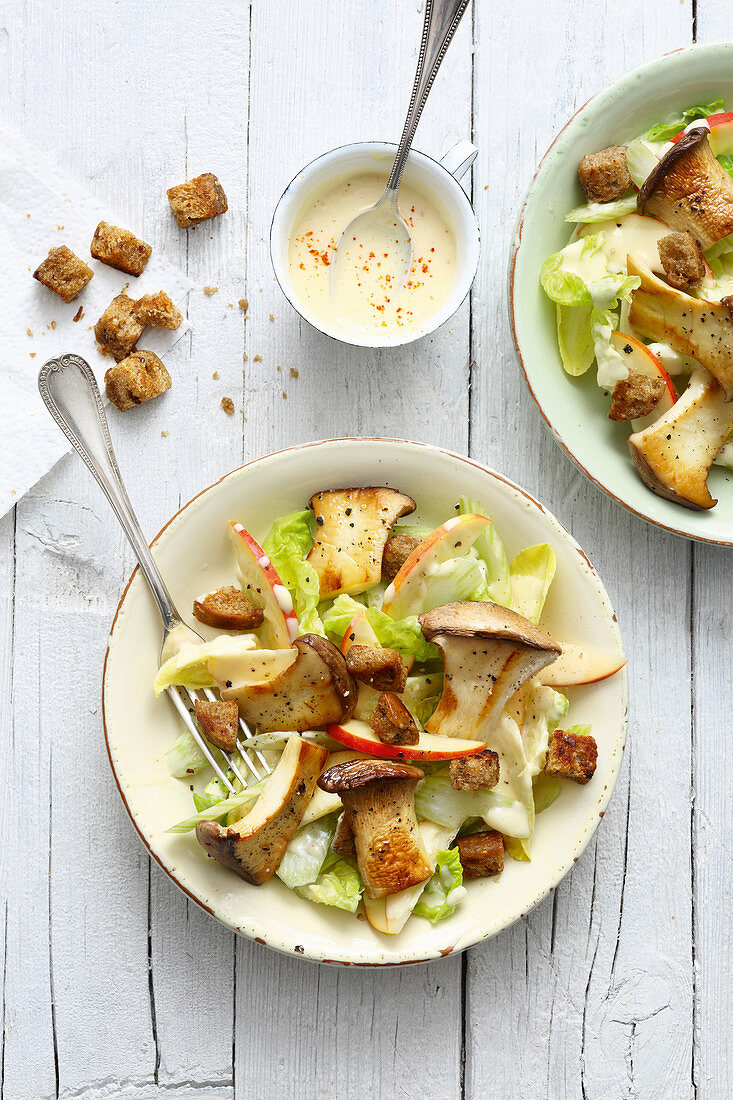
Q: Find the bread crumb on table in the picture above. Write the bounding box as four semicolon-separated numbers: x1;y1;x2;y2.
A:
161;430;169;438
289;367;299;378
212;371;219;380
221;396;235;415
253;355;262;362
269;313;274;321
72;306;84;322
203;286;218;296
238;299;248;311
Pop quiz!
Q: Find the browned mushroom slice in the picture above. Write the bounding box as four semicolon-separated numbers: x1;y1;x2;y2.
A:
318;759;431;898
628;368;733;509
194;699;239;752
193;585;265;631
196;736;329;884
307;486;416;597
638;128;733;249
627;256;733;400
419;602;560;740
221;634;357;732
331;808;356;860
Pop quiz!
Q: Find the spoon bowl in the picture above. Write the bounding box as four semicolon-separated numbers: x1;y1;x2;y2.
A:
330;194;413;317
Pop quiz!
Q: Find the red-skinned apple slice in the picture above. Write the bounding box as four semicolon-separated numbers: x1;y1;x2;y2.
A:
672;114;733;155
381;514;491;620
341;611;381;653
327;719;487;761
539;643;626;687
608;332;678;432
228;522;299;648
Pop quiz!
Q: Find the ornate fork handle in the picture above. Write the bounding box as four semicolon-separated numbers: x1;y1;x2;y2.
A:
386;0;471;195
38;354;181;632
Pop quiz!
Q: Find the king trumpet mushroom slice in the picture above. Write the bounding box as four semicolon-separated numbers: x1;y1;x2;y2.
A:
318;758;432;899
307;486;416;598
628;367;733;509
419;602;561;740
638;128;733;250
627;256;733;399
221;634;357;732
196;735;329;884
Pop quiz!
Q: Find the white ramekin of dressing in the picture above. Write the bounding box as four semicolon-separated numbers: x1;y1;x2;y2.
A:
270;140;480;348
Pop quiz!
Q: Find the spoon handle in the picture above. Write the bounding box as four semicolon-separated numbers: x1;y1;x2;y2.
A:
386;0;471;195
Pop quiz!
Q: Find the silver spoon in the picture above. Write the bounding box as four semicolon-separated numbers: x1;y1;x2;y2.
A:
330;0;471;310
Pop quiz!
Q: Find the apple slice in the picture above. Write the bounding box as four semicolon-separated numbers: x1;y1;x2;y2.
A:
381;513;491;620
364;821;456;934
327;718;487;761
672;113;733;155
228;522;299;648
207;645;297;688
538;643;626;687
341;610;381;653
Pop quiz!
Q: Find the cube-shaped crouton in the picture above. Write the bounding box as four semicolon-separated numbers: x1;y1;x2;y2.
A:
194;699;239;753
345;644;407;692
658;231;706;291
193;586;265;631
133;290;183;330
454;831;504;878
370;691;419;746
332;808;356;860
33;246;93;302
167;173;228;228
449;749;500;791
95;294;146;361
544;729;598;784
577;145;632;203
382;533;421;580
90;221;152;276
104;350;171;411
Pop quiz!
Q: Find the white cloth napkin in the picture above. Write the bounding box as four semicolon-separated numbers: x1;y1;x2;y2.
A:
0;121;192;517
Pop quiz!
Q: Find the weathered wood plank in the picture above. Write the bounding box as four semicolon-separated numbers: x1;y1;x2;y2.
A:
467;5;696;1098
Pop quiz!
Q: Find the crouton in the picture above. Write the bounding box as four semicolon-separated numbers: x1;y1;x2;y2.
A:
194;699;239;753
90;221;152;277
167;173;228;228
344;644;407;693
544;728;597;784
192;586;265;631
577;145;632;203
104;350;171;411
454;831;504;878
134;290;183;330
332;808;356;860
382;533;421;581
658;231;706;291
370;691;419;746
449;749;500;791
608;373;666;421
33;246;93;303
94;293;146;361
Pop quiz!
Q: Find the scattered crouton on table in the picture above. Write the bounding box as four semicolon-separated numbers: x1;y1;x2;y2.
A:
104;350;171;411
167;173;228;228
33;246;93;302
90;221;152;277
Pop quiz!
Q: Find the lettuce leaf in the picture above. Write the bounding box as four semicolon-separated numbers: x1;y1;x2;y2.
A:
277;816;336;889
509;544;556;624
402;673;443;726
556;303;595;376
166;785;264;833
643;98;724;142
294;850;363;912
323;594;439;663
262;510;324;635
154;634;259;695
413;848;465;924
625;138;663;188
165;729;211;778
414;773;515;829
718;154;733;179
533;772;562;815
457;497;512;606
565;194;637;223
523;685;569;776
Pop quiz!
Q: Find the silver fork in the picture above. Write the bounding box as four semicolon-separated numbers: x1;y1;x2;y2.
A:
38;353;272;791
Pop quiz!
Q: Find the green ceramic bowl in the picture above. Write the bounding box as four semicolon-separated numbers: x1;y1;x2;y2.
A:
510;42;733;544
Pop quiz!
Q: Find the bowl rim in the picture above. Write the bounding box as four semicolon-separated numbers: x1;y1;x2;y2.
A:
509;40;733;547
102;437;628;966
269;141;481;349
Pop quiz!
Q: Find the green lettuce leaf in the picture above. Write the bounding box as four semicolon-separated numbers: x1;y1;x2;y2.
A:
402;673;443;726
564;194;637;223
414;773;515;829
718;154;733;179
165;729;211;778
323;594;439;663
643;98;725;142
277;816;336;889
625;138;663;188
556;302;595;376
413;848;465;924
294;850;363;912
166;785;263;833
523;685;569;776
457;497;512;606
533;772;562;815
509;544;556;624
154;634;259;695
262;510;324;635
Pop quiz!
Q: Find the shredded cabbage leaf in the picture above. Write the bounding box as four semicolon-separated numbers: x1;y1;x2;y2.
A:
277;816;336;889
294;850;364;912
413;848;465;924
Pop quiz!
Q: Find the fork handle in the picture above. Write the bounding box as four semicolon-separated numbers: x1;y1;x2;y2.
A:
386;0;471;195
38;353;182;631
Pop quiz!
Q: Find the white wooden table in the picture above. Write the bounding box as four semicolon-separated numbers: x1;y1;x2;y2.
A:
1;1;730;1096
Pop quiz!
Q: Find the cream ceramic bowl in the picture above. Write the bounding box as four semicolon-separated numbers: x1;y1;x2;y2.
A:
103;439;628;966
510;42;733;544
